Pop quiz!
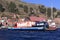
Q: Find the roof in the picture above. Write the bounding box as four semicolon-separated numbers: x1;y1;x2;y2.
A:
29;16;46;21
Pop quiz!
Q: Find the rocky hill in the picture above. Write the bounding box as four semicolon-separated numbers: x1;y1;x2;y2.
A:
0;0;60;18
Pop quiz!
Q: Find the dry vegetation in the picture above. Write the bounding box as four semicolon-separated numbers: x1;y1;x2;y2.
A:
0;0;60;19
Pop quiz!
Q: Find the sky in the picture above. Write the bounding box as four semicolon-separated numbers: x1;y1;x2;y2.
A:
22;0;60;9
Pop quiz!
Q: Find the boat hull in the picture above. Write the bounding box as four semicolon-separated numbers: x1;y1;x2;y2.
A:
7;27;44;31
0;27;56;31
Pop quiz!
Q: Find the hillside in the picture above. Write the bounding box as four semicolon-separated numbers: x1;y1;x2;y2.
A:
0;0;60;18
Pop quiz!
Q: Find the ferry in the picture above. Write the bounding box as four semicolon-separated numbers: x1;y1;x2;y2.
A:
0;16;57;31
0;21;57;31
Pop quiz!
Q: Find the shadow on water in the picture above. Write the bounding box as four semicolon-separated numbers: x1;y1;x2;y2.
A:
0;28;60;40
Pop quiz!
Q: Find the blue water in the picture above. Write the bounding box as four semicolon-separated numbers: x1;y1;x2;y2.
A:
0;29;60;40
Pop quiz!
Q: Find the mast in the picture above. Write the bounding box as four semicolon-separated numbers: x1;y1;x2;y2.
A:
51;0;53;19
46;7;47;17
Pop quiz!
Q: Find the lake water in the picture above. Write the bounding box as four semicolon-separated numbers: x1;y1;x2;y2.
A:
0;29;60;40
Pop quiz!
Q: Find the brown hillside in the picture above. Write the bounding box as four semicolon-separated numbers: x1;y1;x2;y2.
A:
0;0;60;18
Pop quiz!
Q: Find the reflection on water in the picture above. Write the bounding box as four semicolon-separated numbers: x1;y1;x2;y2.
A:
0;29;60;40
